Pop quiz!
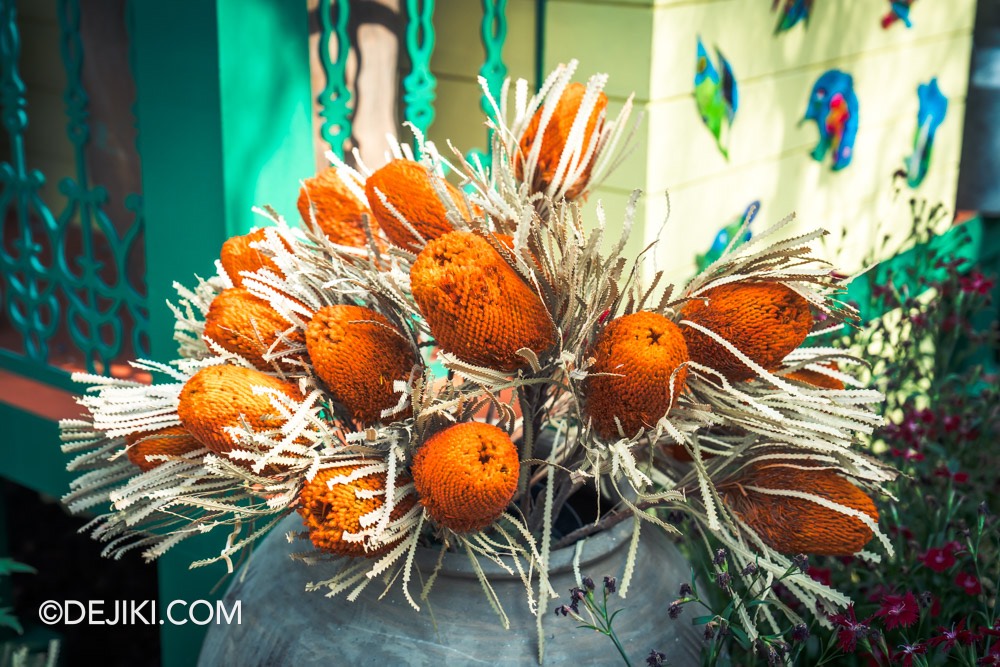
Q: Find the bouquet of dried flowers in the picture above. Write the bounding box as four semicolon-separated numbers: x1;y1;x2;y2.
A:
59;61;897;655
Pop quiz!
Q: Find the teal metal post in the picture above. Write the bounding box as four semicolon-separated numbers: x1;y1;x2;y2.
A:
130;2;314;665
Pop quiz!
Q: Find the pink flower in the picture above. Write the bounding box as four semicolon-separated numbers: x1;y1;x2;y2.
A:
875;592;919;630
955;571;982;596
894;642;927;667
928;619;976;651
921;547;956;573
807;567;832;587
959;271;995;295
829;605;871;653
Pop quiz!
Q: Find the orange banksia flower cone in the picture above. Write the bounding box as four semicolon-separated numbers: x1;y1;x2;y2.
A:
298;466;416;557
203;288;303;370
722;463;878;556
584;311;689;440
125;426;204;472
365;160;471;251
177;365;302;465
305;305;417;425
297;167;377;247
410;231;556;372
220;228;289;288
785;363;845;390
517;82;607;200
680;282;813;382
411;422;519;533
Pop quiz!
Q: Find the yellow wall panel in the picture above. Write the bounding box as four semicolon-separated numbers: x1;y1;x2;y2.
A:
431;0;537;84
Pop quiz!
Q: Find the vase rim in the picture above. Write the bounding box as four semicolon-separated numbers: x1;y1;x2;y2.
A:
415;519;635;581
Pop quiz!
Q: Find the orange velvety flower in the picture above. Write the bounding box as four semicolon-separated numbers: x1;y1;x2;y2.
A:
177;364;303;468
219;228;290;288
784;363;845;390
584;311;689;440
305;305;417;426
297;166;377;247
364;160;471;251
516;81;607;200
722;462;878;556
298;466;416;557
410;231;556;372
203;288;303;370
125;426;204;472
411;422;519;533
680;282;813;382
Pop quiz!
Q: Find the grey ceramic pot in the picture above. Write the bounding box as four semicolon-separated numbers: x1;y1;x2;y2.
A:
198;513;703;666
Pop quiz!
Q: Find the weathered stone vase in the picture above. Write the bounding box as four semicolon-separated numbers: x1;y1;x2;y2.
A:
199;513;703;666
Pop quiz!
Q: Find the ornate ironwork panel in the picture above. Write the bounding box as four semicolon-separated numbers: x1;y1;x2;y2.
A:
402;0;437;140
317;0;352;159
0;0;148;383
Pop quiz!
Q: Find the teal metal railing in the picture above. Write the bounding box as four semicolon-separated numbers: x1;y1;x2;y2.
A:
316;0;510;159
0;0;148;390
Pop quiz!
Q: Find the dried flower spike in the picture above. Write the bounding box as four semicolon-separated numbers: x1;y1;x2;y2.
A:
219;228;289;288
177;364;302;465
297;166;377;247
411;422;519;533
125;426;203;472
584;311;689;439
784;363;846;390
681;282;812;382
722;463;878;556
203;288;303;370
298;466;416;557
305;305;416;425
517;82;607;200
365;160;471;251
411;231;556;372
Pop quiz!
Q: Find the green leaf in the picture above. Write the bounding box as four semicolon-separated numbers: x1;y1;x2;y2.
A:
692;614;715;626
0;607;24;634
0;558;35;576
729;625;751;650
744;599;771;609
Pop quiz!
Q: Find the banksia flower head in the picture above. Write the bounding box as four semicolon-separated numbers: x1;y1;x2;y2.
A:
784;363;846;390
125;426;204;472
516;81;608;200
297;166;377;247
411;422;519;533
219;228;289;288
298;466;417;557
365;160;471;251
583;311;689;440
305;305;417;425
203;287;303;370
177;364;302;467
410;231;556;372
721;462;879;556
680;282;813;382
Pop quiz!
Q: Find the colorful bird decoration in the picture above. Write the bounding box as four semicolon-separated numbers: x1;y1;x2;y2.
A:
694;37;739;160
696;201;758;273
882;0;916;29
772;0;814;33
906;78;948;188
802;70;859;171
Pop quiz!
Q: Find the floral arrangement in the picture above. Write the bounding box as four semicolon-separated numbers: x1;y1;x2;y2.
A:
59;61;897;656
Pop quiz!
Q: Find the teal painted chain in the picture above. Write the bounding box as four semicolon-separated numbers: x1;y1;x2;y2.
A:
403;0;437;142
0;0;148;380
478;0;507;119
318;0;352;159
